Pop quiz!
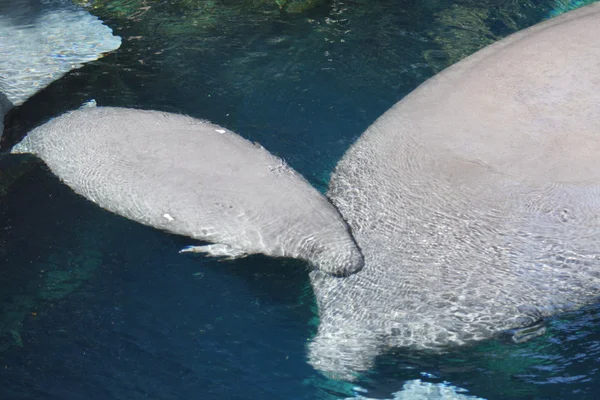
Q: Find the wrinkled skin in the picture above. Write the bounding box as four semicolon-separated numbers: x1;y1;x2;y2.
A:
308;4;600;377
13;107;363;277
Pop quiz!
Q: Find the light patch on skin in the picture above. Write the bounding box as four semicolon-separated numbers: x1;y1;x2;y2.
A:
215;129;226;133
163;213;174;221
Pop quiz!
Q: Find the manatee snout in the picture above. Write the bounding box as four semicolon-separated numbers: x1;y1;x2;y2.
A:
306;232;365;277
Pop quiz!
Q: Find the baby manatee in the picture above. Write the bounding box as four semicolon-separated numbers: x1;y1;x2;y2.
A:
12;107;363;277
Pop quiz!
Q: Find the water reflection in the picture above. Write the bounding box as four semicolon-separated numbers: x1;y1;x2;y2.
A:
0;0;120;113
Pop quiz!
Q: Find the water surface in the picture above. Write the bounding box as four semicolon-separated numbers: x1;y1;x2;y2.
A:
1;1;600;399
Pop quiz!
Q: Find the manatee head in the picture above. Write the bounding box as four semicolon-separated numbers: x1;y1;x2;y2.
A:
302;225;364;277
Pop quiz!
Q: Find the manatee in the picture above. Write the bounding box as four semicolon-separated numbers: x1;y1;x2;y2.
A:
10;2;600;380
308;3;600;376
0;0;121;136
11;107;364;277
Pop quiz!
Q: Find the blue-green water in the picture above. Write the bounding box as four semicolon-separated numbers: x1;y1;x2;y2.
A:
1;1;600;399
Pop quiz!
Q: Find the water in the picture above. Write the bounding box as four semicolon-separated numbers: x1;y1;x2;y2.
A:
1;0;600;399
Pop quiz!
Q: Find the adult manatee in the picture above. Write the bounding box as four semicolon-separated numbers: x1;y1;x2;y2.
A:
10;2;600;379
0;0;121;135
308;3;600;376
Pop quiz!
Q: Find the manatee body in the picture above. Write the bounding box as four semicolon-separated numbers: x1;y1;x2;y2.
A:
308;3;600;376
12;107;363;277
0;0;121;136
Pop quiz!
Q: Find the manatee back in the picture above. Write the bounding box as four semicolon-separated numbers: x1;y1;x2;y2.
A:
13;107;363;276
309;4;600;376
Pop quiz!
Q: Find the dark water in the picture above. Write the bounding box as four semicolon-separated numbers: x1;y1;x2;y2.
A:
2;0;600;399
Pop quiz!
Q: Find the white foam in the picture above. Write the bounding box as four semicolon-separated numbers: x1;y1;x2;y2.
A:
348;379;486;400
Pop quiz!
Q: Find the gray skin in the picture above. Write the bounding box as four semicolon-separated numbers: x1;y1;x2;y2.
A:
10;2;600;380
0;0;120;136
12;107;364;277
308;3;600;377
